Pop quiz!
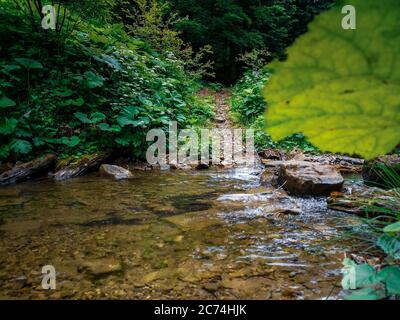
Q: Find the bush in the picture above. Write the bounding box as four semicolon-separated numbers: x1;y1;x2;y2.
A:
230;68;318;153
230;68;269;125
0;1;213;162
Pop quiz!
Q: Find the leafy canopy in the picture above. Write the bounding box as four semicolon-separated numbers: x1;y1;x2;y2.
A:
263;0;400;159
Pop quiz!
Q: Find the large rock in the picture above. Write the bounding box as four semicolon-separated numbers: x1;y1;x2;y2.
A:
0;154;56;186
99;164;133;180
362;154;400;189
278;161;344;196
54;153;109;181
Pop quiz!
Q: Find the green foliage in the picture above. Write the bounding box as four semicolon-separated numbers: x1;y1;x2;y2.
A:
169;0;334;83
230;67;318;153
377;235;400;261
342;166;400;300
231;68;270;125
263;0;400;160
0;0;213;162
384;222;400;234
251;116;318;153
118;0;214;80
0;95;16;108
341;258;400;300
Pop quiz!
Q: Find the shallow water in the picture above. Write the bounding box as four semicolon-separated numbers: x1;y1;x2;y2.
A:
0;166;358;299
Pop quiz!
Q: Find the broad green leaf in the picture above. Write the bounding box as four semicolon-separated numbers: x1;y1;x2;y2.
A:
74;112;92;124
0;95;16;108
10;139;32;154
15;58;43;70
109;125;122;133
115;137;130;146
263;0;400;160
383;221;400;233
117;116;140;127
97;123;110;131
60;136;80;147
121;106;141;118
33;137;47;147
377;234;400;260
84;71;104;89
90;112;106;124
0;118;18;135
98;123;121;133
2;64;21;73
70;97;85;107
378;266;400;296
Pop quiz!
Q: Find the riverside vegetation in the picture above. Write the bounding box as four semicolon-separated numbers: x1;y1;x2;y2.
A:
0;0;399;300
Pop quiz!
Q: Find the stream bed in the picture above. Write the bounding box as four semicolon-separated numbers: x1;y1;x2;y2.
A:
0;165;359;299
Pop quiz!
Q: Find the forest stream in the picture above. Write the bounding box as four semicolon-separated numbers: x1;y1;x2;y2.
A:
0;89;364;300
0;149;363;300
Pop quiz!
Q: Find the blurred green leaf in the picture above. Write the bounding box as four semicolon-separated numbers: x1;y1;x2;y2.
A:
263;0;400;159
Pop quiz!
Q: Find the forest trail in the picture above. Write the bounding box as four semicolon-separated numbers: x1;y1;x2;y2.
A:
198;88;258;167
198;88;233;129
213;89;233;129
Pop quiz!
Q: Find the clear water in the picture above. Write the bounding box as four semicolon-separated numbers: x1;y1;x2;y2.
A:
0;166;357;299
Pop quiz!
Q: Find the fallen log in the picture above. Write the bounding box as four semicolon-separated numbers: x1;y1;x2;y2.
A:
0;154;56;186
54;153;110;181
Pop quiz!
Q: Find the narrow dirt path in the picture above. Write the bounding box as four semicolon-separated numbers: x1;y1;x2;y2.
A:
213;89;233;129
198;88;255;167
198;88;233;129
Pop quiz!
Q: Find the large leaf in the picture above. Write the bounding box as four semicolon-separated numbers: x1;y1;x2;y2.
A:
74;112;106;124
383;221;400;234
9;139;32;154
90;112;106;124
0;118;18;135
377;266;400;296
263;0;400;159
84;71;104;89
74;112;92;124
377;234;400;260
60;136;80;148
0;95;16;108
117;116;142;127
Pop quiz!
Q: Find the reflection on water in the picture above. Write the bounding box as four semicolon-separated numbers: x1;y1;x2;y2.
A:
0;166;356;299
